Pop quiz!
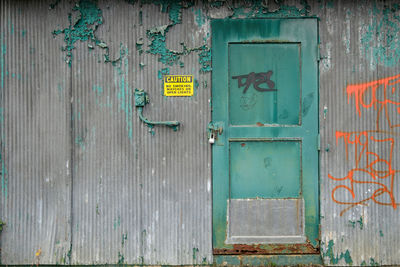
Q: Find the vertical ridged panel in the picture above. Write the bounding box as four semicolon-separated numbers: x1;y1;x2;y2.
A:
0;0;72;264
70;1;211;264
320;0;400;265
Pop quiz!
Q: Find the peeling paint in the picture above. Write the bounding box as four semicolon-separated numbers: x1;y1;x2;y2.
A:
52;0;112;66
194;8;206;28
360;3;400;69
348;216;363;230
228;0;311;19
0;108;7;200
323;240;353;265
361;258;380;266
114;45;133;140
1;33;5;89
198;44;211;73
158;68;170;80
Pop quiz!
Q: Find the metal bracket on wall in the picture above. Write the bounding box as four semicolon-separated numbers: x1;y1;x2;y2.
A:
134;88;180;131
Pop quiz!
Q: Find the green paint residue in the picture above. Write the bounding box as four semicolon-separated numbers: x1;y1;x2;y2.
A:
158;68;170;80
192;247;199;261
198;45;211;72
52;0;112;66
229;0;310;18
0;108;7;200
21;30;26;37
113;215;121;230
121;233;128;247
114;45;133;140
1;33;6;89
323;240;353;265
361;3;400;69
75;135;85;150
361;258;380;266
57;83;64;101
349;216;363;229
379;230;384;237
195;8;205;28
118;252;124;264
92;85;103;94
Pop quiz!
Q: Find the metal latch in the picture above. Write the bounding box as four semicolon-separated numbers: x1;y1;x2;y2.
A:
134;88;180;132
207;122;223;144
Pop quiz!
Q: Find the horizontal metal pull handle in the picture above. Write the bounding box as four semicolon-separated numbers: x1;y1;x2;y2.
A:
134;88;180;131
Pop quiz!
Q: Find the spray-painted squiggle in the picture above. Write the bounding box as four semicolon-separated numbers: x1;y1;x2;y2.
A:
330;74;400;215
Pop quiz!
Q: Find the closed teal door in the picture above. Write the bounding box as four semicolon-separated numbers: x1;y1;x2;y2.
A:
211;19;319;254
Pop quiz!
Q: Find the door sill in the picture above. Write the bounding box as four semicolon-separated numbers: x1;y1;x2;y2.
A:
213;243;319;255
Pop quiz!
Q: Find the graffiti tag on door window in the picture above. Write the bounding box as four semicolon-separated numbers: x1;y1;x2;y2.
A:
232;71;276;94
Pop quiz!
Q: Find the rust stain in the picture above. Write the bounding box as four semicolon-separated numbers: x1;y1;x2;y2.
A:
256;122;264;126
213;243;319;255
241;143;246;147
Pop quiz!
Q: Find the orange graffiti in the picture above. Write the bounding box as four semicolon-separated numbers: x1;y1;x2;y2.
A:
330;74;400;216
328;131;400;216
346;73;400;130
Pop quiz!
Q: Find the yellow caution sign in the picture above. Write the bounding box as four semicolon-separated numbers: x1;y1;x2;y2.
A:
164;75;194;96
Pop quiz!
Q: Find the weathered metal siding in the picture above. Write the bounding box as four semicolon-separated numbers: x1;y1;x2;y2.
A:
0;0;72;264
1;0;212;265
1;0;400;266
318;1;400;266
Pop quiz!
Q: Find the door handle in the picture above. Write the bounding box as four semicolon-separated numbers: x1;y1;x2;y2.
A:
134;88;180;131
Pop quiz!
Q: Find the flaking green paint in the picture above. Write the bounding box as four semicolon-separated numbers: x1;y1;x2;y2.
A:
92;85;103;94
192;247;199;261
349;216;363;229
113;215;121;230
118;252;125;264
1;33;6;89
194;8;206;28
53;0;112;66
158;68;170;80
114;45;133;140
0;108;7;200
361;258;380;266
121;233;128;247
323;240;353;265
198;45;211;72
229;0;311;19
361;3;400;69
379;230;384;237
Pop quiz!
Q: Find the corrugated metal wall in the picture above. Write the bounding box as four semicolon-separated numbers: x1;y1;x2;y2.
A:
1;0;400;265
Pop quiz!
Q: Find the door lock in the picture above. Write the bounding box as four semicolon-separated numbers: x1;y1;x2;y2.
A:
207;122;223;144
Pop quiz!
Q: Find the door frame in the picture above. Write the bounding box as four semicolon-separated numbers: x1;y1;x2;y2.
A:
211;18;321;256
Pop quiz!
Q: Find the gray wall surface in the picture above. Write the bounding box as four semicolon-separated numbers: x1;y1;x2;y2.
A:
1;0;400;265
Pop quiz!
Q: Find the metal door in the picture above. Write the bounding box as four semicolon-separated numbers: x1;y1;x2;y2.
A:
211;19;319;254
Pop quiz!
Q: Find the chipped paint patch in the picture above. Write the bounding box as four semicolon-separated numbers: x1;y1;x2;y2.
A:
322;240;353;265
198;44;211;73
348;216;363;230
343;9;351;54
114;45;133;140
0;33;5;89
0;108;7;200
360;3;400;69
194;8;206;28
158;68;170;80
361;258;380;266
52;0;112;66
228;0;311;19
